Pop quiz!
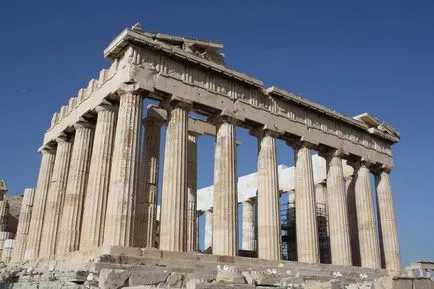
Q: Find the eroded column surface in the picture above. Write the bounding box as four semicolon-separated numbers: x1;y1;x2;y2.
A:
159;102;189;252
57;122;94;255
11;188;35;262
346;175;360;266
104;92;143;247
315;182;327;206
354;162;381;269
212;117;237;256
0;200;9;232
186;132;198;252
80;105;117;249
141;117;162;248
375;168;401;270
326;151;352;266
242;199;255;251
204;209;213;251
24;148;55;260
293;142;320;263
39;136;73;258
257;131;281;260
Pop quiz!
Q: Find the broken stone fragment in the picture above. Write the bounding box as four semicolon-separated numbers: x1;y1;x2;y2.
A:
128;271;170;286
99;269;131;289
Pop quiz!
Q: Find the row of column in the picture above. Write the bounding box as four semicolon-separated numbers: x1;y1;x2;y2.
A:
22;93;400;272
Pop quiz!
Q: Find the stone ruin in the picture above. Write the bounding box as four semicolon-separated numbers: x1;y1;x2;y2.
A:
0;24;433;288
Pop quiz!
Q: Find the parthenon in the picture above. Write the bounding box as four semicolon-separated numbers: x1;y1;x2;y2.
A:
3;23;410;288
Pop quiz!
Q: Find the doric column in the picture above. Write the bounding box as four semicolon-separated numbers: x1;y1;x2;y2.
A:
135;116;162;248
57;122;94;255
353;161;381;268
204;209;213;251
346;175;361;266
159;101;190;252
375;167;401;270
186;132;198;252
242;199;255;251
293;142;320;263
104;92;143;247
257;130;281;260
0;200;9;232
39;136;73;258
212;117;237;256
11;188;35;262
80;105;117;249
24;147;55;259
325;151;352;266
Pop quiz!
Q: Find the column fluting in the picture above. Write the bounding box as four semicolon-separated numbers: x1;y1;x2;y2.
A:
186;132;198;252
104;92;143;247
212;117;237;256
257;131;281;260
325;151;352;266
11;188;35;262
375;168;401;270
159;102;189;252
24;148;55;260
80;105;117;249
57;122;94;255
293;142;320;263
39;136;73;258
354;161;381;269
242;199;255;251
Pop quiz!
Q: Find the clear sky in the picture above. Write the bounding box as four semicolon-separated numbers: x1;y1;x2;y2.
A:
0;1;433;266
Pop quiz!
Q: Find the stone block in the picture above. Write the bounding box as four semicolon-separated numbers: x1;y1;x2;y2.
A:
166;272;185;288
128;271;169;286
195;284;255;289
217;256;235;264
391;278;413;289
249;271;280;286
121;286;155;289
216;269;246;284
99;269;131;289
413;278;433;289
303;280;333;289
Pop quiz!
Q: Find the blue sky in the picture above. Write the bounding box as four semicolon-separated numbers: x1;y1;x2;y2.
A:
0;1;433;266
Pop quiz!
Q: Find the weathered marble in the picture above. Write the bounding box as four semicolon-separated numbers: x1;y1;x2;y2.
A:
39;136;73;258
159;102;189;251
354;162;381;269
293;142;319;263
376;168;401;271
241;199;255;251
186;132;198;252
257;131;281;260
0;200;9;232
11;188;35;262
204;209;213;250
104;92;143;247
25;148;55;260
325;151;352;266
57;122;94;255
80;105;117;249
212;117;237;256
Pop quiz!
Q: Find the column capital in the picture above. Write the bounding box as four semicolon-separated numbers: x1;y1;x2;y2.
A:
55;134;71;144
250;127;279;139
95;104;118;113
209;110;239;127
372;163;392;175
142;116;165;128
38;144;55;154
346;159;373;171
318;148;345;161
288;140;315;151
73;120;95;130
161;96;193;111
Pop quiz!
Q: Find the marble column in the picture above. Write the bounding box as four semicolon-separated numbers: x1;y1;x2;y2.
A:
57;122;94;255
354;161;381;269
242;199;255;251
24;147;55;259
104;92;143;247
135;116;162;248
0;200;9;232
159;102;189;252
11;188;35;262
212;117;237;256
80;105;117;249
186;132;198;252
346;175;361;266
204;209;213;251
293;142;320;263
375;168;401;270
314;182;327;206
39;136;73;258
257;131;281;260
326;151;352;266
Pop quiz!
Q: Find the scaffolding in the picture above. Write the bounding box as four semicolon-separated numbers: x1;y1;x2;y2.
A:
280;201;330;263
